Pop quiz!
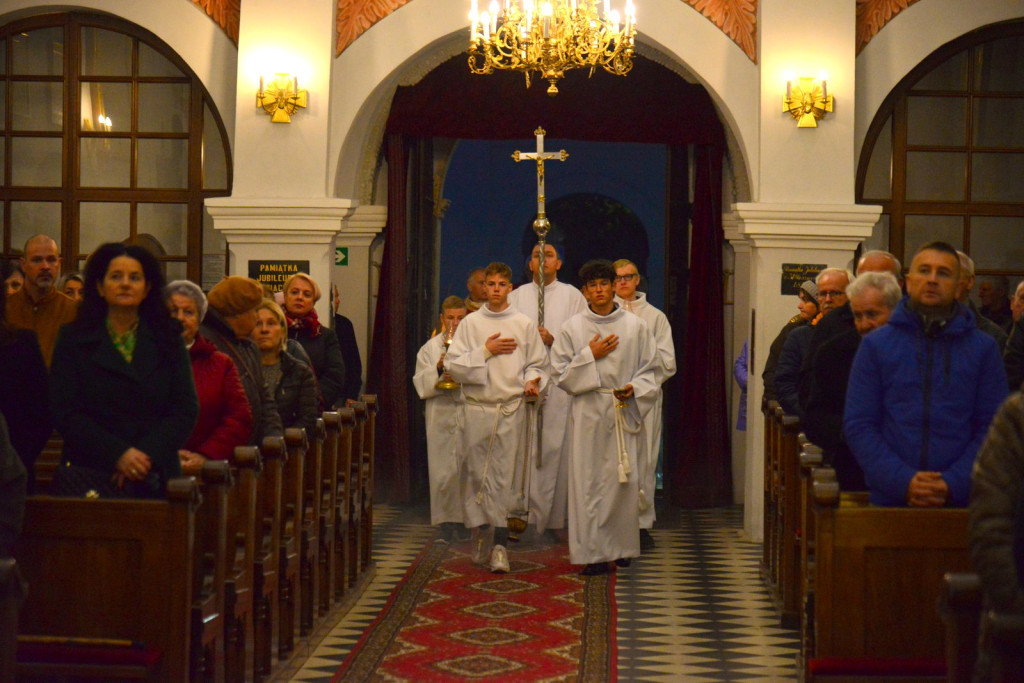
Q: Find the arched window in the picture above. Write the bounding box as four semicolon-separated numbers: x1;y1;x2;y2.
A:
858;21;1024;276
0;12;231;284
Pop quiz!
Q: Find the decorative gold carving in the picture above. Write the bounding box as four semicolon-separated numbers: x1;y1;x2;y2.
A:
337;0;413;56
856;0;922;54
686;0;757;64
192;0;240;44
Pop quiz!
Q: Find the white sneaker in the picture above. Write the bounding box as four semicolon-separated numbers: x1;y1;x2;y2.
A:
472;527;494;565
490;544;510;573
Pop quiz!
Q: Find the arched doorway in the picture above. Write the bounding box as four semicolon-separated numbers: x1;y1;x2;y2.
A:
367;54;733;511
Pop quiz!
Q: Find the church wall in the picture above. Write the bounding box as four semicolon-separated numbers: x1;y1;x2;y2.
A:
0;0;239;147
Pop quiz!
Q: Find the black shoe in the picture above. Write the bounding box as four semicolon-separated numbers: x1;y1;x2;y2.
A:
640;528;655;550
580;562;609;576
614;557;631;568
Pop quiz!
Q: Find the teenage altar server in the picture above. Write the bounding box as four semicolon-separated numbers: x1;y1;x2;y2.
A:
613;259;676;549
445;262;549;574
508;243;587;534
413;295;469;543
551;259;659;575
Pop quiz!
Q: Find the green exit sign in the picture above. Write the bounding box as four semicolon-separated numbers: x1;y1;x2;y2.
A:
335;247;349;266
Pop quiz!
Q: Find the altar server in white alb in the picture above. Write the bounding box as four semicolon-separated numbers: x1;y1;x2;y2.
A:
613;259;676;550
412;295;469;544
445;262;549;574
508;243;587;535
551;259;659;576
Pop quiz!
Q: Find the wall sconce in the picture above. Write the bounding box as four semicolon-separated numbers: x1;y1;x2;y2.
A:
783;76;833;128
256;73;307;123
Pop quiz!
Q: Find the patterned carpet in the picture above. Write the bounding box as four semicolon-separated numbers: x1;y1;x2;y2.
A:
278;503;800;682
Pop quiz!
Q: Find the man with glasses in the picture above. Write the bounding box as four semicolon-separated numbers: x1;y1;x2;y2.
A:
774;268;850;417
612;259;675;550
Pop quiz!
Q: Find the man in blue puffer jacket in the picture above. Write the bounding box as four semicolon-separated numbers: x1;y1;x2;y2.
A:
844;241;1007;507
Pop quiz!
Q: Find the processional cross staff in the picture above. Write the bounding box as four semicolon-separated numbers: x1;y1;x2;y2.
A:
512;127;568;471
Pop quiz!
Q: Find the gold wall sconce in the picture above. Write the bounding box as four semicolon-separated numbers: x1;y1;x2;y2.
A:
256;73;307;123
783;76;833;128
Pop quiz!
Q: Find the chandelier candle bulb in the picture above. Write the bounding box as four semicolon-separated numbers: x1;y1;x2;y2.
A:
786;80;792;101
821;79;828;101
482;12;491;40
259;75;264;94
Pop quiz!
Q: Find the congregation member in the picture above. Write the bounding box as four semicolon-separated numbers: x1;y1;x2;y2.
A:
978;275;1013;334
413;295;469;543
57;272;85;302
464;267;487;312
253;299;319;437
1011;281;1024;326
0;414;26;557
282;272;346;409
968;392;1024;679
775;268;849;417
3;259;24;296
50;243;198;498
762;280;818;405
1003;285;1024;391
734;340;748;432
5;234;78;366
803;271;901;492
166;279;252;465
0;274;50;486
797;250;903;411
551;259;659;576
844;241;1007;507
445;262;548;574
957;251;1008;350
613;258;676;550
332;284;364;402
202;276;283;444
508;243;586;537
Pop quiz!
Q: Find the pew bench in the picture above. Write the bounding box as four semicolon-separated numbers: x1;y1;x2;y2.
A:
14;479;200;682
807;477;970;682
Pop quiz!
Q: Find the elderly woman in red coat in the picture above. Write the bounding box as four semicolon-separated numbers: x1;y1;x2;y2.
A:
166;279;252;465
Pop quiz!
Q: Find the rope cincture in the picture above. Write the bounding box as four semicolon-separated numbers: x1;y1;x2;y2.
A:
598;388;641;485
465;395;524;505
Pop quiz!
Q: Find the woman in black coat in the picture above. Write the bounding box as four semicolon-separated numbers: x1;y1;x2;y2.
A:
49;243;198;498
282;272;345;409
252;299;318;437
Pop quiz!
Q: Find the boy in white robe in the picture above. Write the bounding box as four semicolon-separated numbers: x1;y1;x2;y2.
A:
551;260;659;575
412;295;469;543
445;262;549;573
613;259;676;550
508;243;587;535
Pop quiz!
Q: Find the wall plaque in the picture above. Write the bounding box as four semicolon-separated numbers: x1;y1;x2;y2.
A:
248;259;309;292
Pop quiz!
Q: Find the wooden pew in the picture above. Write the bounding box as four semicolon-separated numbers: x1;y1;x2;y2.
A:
774;409;802;628
798;443;824;669
224;447;260;683
15;478;199;682
300;418;325;635
280;428;307;659
337;408;357;595
320;411;342;612
348;402;367;588
761;400;780;591
253;436;285;680
939;572;982;683
360;394;378;573
807;477;970;681
182;460;233;683
984;610;1024;681
1;558;25;682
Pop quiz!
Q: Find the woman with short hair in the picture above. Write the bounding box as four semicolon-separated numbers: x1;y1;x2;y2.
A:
166;279;252;465
281;272;346;408
49;243;198;498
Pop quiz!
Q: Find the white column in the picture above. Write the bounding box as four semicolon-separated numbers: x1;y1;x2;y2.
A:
736;202;880;541
724;213;751;505
205;197;355;321
334;205;387;386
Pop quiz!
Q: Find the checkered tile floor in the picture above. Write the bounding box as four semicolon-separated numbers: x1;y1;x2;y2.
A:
276;503;799;681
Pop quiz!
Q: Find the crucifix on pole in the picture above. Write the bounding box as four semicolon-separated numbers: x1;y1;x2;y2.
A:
511;127;568;481
512;127;568;331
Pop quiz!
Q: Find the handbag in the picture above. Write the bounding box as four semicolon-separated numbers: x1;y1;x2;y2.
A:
51;463;162;499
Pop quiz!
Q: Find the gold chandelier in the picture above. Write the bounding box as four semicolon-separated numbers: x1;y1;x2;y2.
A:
468;0;637;96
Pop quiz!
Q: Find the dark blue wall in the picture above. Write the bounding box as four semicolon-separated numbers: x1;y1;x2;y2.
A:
439;138;667;308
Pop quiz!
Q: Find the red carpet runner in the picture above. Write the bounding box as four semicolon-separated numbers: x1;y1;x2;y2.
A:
334;538;617;681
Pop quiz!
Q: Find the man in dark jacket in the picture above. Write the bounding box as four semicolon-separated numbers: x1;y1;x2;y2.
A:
803;271;901;492
201;277;283;444
844;241;1007;507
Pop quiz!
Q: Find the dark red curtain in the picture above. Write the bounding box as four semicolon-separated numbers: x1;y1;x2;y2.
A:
367;134;411;503
669;145;732;507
